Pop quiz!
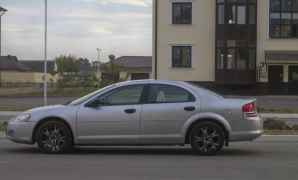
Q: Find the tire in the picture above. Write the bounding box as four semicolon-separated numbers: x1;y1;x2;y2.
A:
190;122;225;156
35;120;73;154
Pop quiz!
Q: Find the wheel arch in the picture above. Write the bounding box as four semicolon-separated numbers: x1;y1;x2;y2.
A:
32;116;74;144
183;113;231;144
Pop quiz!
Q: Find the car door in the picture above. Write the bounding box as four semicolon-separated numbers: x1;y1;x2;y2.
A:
76;84;145;145
140;84;198;144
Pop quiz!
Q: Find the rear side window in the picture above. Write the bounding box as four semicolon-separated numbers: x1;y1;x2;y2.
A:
148;85;195;103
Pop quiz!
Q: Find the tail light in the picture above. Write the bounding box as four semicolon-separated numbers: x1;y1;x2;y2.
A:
242;102;257;117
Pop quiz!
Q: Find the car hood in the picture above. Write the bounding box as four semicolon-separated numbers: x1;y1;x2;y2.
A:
27;105;67;114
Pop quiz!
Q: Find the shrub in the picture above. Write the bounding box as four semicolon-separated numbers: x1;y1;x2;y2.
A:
291;124;298;131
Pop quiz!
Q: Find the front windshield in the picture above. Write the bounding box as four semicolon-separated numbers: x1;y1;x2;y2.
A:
69;84;116;105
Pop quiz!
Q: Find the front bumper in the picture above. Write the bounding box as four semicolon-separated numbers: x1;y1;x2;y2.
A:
230;115;263;142
5;121;36;145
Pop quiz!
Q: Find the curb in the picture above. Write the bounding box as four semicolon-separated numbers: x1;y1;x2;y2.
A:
257;135;298;142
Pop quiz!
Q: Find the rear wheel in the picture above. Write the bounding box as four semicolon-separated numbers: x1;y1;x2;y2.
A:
35;120;73;154
190;122;225;156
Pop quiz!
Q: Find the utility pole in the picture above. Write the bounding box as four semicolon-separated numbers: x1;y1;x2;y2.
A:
96;48;102;62
43;0;48;106
0;7;7;88
0;7;7;56
96;48;102;75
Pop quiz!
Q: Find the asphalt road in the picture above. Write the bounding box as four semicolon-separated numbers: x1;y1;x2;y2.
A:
0;136;298;180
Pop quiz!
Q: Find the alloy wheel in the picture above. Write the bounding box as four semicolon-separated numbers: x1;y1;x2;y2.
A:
36;120;73;154
190;122;225;155
40;125;66;153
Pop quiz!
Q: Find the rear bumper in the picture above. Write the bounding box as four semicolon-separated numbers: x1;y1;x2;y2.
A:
230;130;263;142
230;115;263;142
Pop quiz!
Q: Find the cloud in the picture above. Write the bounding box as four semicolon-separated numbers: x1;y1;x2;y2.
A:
1;0;152;60
90;26;113;34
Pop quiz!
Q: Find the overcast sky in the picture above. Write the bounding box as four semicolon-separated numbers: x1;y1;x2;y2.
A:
0;0;152;62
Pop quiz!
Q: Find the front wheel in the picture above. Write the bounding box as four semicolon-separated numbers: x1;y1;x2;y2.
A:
35;120;73;154
190;122;225;156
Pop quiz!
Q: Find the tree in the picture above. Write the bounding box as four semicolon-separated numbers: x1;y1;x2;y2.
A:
100;54;122;86
55;55;98;88
55;55;79;75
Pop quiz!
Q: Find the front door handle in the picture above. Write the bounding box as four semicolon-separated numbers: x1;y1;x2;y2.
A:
124;109;136;114
184;106;196;112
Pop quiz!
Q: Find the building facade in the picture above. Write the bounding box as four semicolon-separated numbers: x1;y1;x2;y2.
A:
153;0;298;85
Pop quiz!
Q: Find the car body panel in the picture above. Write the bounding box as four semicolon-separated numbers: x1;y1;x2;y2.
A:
76;105;141;145
140;101;199;144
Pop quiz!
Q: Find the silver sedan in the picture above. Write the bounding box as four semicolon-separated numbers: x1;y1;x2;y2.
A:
6;80;263;155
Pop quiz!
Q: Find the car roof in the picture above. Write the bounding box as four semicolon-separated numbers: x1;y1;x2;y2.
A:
116;79;192;87
115;80;222;99
115;80;201;94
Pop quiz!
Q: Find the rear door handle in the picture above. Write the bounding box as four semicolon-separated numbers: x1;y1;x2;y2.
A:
184;106;196;112
124;109;136;114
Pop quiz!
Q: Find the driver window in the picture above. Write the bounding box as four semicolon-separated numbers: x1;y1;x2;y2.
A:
101;85;144;105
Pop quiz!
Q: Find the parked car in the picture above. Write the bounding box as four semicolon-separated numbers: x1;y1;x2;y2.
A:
6;80;263;155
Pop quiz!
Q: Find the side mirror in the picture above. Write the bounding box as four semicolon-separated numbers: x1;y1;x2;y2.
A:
86;98;105;108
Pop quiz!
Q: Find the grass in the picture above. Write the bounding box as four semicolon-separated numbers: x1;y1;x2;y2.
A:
0;122;6;132
0;106;29;112
258;107;298;114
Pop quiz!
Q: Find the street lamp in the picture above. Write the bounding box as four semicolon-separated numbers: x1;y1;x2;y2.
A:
0;7;7;56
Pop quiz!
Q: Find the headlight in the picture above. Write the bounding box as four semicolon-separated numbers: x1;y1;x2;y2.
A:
14;113;31;122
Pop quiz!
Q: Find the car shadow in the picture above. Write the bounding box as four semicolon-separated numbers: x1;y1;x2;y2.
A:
4;146;263;157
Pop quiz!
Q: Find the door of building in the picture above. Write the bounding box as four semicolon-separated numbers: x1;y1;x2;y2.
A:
268;65;283;84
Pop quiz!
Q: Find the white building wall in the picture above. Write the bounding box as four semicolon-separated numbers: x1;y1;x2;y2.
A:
154;0;298;83
155;0;216;82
